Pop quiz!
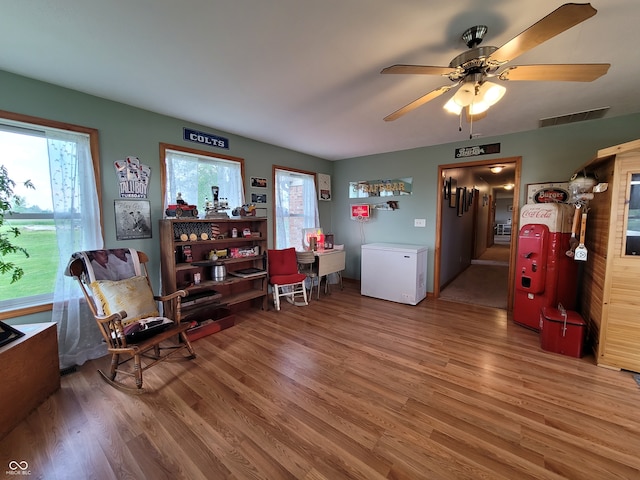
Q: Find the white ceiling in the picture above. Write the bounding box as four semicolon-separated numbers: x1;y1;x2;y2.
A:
1;1;637;161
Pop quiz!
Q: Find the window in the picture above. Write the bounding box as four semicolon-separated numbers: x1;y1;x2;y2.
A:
625;173;640;256
0;112;101;316
160;143;244;213
273;166;319;249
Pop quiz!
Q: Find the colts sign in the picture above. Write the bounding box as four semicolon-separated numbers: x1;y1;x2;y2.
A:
183;128;229;149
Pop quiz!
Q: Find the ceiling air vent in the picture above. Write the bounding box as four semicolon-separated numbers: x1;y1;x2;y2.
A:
539;107;609;128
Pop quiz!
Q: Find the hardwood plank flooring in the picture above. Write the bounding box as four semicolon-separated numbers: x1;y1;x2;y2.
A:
2;283;640;479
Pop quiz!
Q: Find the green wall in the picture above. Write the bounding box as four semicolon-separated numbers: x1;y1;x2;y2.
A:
3;68;640;323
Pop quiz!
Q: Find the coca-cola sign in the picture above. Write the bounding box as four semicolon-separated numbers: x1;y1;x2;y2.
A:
522;206;554;218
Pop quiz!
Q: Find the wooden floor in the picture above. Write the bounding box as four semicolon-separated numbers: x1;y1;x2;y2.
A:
3;283;640;479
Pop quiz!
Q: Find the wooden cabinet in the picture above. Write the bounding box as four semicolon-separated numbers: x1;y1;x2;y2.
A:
0;322;60;439
159;217;268;329
577;139;640;372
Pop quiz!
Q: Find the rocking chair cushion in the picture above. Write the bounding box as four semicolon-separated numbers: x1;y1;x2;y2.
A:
90;275;159;325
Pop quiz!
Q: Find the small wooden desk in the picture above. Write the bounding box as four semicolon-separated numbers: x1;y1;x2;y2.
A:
315;249;346;295
0;322;60;439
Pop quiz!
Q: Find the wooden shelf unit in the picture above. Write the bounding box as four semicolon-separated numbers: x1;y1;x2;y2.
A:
159;217;268;326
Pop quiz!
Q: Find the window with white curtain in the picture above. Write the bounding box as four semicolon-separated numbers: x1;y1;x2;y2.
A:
160;143;245;212
0;115;102;312
273;166;319;249
0;111;103;368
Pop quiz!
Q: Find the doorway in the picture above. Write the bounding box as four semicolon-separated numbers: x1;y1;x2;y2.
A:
434;157;521;310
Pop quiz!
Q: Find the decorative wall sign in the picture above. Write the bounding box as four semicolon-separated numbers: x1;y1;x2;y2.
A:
349;177;412;198
318;173;331;201
114;200;152;240
526;182;570;204
351;204;371;219
454;143;501;158
183;127;229;149
114;156;150;198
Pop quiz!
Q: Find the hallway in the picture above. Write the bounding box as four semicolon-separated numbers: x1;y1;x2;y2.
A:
439;244;510;309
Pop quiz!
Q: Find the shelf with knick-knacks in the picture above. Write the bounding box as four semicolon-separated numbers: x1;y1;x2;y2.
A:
159;217;268;337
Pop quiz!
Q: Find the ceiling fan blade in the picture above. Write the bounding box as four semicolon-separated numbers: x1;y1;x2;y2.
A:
488;3;597;65
384;86;452;121
499;64;610;82
381;64;455;76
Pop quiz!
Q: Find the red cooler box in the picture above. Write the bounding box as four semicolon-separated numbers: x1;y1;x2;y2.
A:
539;306;586;358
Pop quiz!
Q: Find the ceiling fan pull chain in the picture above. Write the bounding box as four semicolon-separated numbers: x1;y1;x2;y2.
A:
458;113;462;132
469;112;473;139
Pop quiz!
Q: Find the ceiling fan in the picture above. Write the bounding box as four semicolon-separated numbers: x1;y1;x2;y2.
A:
381;3;610;123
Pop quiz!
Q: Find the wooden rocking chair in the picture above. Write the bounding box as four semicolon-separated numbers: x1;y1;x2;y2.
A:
65;248;196;393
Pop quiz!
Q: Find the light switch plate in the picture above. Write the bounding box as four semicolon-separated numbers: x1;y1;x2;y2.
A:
414;218;426;227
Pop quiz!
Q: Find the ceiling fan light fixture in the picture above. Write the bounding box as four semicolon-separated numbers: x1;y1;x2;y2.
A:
453;83;475;107
478;81;506;106
469;100;490;115
443;97;463;115
467;81;506;115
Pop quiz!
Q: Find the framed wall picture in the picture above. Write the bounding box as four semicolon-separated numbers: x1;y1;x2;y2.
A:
465;188;473;210
449;178;458;208
318;173;331;201
443;176;452;200
251;193;267;204
114;199;152;240
457;187;465;216
250;177;267;188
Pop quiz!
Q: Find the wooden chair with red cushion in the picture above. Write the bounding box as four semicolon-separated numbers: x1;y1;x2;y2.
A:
267;247;308;311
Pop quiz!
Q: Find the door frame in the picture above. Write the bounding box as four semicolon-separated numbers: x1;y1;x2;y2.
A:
434;156;522;311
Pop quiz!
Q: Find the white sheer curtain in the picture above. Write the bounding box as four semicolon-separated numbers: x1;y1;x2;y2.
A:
274;168;319;249
164;150;244;209
48;129;104;369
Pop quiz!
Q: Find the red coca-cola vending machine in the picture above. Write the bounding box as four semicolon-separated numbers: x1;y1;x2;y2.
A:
513;203;578;331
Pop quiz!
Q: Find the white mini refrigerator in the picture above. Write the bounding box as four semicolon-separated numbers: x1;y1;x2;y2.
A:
361;243;428;305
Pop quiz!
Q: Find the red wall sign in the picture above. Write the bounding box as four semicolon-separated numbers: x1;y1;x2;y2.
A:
351;204;370;218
